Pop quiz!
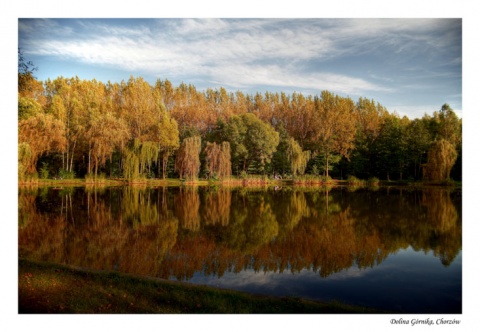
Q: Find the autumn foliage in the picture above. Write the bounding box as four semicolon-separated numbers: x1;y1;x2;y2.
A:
18;66;461;182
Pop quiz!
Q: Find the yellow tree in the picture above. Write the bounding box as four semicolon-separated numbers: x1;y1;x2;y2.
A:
355;97;387;145
156;111;180;179
286;137;311;176
18;113;67;177
424;139;457;181
45;77;88;175
282;92;316;147
85;112;129;179
121;77;172;179
204;141;232;179
121;76;157;141
312;91;356;178
152;88;180;179
175;136;202;180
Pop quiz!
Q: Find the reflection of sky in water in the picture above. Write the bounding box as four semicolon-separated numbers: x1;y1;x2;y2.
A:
183;246;462;313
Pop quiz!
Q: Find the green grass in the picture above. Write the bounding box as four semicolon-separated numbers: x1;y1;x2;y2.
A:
19;259;382;314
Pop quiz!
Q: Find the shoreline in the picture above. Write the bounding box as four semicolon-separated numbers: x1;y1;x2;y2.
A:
19;258;383;314
18;177;461;189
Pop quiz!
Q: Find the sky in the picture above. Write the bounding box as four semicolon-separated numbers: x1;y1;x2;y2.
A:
18;18;462;119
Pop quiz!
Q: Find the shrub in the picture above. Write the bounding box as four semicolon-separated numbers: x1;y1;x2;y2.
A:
39;162;49;179
58;169;75;179
322;175;333;183
367;177;380;186
347;175;365;186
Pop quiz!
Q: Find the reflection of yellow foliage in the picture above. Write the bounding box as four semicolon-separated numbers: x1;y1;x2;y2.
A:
203;189;231;226
276;191;310;233
174;187;200;231
247;200;279;250
18;188;38;228
19;187;179;277
122;186;159;228
423;189;458;233
18;186;462;280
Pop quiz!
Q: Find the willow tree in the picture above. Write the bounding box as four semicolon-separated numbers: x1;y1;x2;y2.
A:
286;137;311;176
434;103;461;146
312;91;356;178
204;141;232;179
154;100;180;179
424;139;457;181
123;140;160;181
175;136;202;180
18;113;67;177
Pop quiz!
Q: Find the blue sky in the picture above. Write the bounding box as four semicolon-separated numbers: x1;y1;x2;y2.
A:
18;18;462;119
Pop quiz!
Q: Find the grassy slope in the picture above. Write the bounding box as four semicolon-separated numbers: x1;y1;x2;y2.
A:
19;259;382;314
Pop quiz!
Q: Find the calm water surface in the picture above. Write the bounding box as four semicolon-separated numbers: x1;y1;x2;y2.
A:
18;185;462;313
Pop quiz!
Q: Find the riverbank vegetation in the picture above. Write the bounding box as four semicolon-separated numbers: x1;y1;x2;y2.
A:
18;52;462;185
19;259;381;313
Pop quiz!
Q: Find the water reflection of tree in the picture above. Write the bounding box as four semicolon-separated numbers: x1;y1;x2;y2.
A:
273;190;310;235
223;193;279;253
347;187;461;267
422;189;461;266
18;186;461;280
173;187;201;231
201;188;231;226
18;187;38;228
19;186;179;277
18;188;67;263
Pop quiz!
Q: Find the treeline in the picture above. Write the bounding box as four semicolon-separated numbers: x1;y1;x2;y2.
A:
18;65;462;182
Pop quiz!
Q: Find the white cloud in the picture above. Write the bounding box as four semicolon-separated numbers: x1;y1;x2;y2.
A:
19;18;460;107
209;63;391;94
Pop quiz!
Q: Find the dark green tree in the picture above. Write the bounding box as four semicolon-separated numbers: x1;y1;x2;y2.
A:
222;113;279;174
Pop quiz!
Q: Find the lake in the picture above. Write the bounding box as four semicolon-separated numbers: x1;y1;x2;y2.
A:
18;184;462;313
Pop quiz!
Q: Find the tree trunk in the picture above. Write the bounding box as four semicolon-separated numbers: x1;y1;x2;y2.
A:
94;158;98;181
162;155;168;179
88;147;92;174
69;140;76;173
325;151;329;178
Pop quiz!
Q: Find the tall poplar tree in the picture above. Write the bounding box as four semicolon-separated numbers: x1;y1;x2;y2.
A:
312;91;356;178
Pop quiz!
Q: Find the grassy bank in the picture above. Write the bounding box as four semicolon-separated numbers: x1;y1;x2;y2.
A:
19;259;381;314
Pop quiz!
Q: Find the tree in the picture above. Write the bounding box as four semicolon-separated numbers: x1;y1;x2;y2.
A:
45;77;89;175
286;137;311;176
119;77;181;180
435;103;461;146
371;113;410;180
222;113;279;173
18;113;67;176
406;118;432;180
85;112;129;179
312;91;356;178
422;104;461;181
284;92;316;147
424;139;457;181
18;96;43;121
270;123;291;176
153;101;180;179
18;49;40;97
175;136;202;180
204;141;232;179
